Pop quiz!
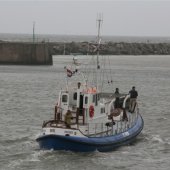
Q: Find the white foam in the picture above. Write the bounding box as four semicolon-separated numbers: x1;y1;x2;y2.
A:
151;135;164;144
6;159;24;169
6;150;54;169
29;151;43;162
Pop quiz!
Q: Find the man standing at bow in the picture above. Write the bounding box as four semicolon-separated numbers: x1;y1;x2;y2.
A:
129;86;138;113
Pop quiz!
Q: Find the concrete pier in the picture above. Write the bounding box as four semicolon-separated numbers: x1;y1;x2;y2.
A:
0;42;52;65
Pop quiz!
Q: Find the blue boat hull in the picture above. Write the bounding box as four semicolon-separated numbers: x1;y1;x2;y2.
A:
36;114;144;152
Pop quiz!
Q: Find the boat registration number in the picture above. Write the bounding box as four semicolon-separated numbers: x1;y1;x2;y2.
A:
122;132;129;137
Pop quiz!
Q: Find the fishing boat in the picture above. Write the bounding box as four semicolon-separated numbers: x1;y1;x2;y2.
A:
36;18;144;152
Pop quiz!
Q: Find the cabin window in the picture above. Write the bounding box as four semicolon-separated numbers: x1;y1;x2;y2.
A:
101;107;105;114
73;92;77;100
62;95;68;103
85;96;88;104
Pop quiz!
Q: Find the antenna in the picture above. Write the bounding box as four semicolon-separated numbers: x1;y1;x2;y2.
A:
33;21;35;43
96;13;103;69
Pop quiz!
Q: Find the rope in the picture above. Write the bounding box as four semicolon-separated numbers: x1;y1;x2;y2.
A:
100;55;106;92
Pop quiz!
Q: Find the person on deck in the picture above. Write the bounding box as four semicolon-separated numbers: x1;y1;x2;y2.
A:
64;110;72;128
129;86;138;112
114;88;120;108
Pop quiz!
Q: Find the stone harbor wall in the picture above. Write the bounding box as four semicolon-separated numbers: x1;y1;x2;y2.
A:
0;42;52;65
0;41;169;65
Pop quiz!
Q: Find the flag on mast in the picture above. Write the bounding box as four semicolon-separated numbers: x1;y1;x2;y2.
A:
67;69;73;77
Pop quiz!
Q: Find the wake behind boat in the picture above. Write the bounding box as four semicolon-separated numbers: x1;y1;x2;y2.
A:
36;17;144;152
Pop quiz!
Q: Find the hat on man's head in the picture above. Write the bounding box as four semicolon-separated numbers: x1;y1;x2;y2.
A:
132;86;135;89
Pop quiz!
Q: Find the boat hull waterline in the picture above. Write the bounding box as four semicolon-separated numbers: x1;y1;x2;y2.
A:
36;114;144;152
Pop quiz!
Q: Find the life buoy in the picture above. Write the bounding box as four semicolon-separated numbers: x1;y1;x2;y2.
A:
89;105;94;118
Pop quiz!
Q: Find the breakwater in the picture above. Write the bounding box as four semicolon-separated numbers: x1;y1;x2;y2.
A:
50;42;170;55
0;42;52;65
0;41;169;65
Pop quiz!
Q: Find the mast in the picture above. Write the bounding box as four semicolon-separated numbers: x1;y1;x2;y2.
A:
95;14;103;91
96;14;103;69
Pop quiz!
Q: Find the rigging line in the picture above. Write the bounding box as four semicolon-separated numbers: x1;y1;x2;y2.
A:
101;55;106;92
102;55;106;91
89;55;95;86
90;56;93;85
85;55;94;85
108;55;113;85
99;55;103;91
93;55;97;86
100;55;104;92
105;56;110;85
87;56;93;84
83;56;88;81
89;56;92;85
101;56;106;91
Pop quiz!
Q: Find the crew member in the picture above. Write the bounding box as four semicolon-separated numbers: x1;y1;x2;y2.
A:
129;86;138;112
65;110;72;128
114;88;120;108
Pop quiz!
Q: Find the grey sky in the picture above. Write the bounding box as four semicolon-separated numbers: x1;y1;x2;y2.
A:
0;0;170;36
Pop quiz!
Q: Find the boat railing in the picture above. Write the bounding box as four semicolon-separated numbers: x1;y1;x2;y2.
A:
85;109;139;137
54;105;64;121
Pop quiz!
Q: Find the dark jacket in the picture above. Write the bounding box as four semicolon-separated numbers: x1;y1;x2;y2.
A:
114;91;120;108
129;90;138;98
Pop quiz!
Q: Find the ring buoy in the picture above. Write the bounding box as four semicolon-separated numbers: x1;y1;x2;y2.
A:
89;105;94;118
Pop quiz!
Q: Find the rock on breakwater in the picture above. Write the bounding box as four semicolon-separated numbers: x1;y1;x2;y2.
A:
50;41;170;55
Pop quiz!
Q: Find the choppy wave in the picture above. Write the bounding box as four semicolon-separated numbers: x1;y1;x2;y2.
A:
1;55;170;170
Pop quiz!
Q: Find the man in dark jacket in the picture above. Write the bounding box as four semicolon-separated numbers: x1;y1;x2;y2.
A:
129;86;138;112
114;88;120;108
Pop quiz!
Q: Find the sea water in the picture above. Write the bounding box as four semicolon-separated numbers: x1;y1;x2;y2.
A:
0;55;170;170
